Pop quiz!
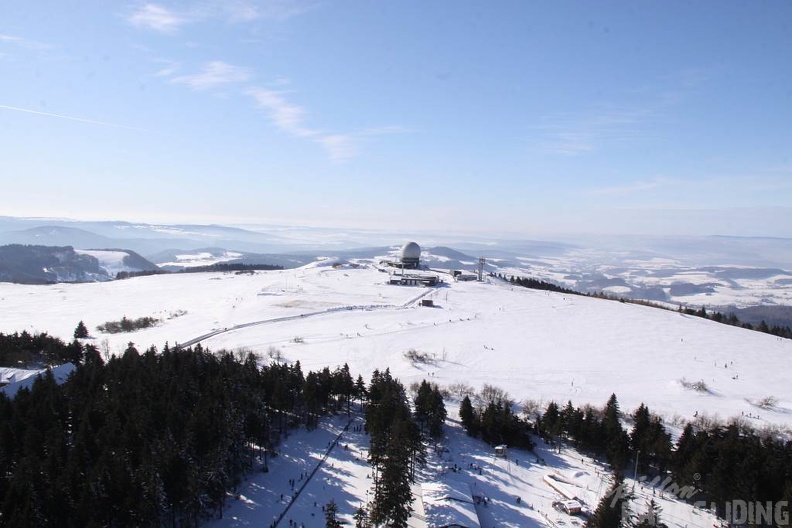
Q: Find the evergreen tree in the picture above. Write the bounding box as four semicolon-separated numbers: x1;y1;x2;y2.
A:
370;418;414;527
459;395;476;435
353;506;370;528
325;499;342;528
74;320;89;339
561;400;583;439
335;363;355;415
366;371;418;528
414;380;446;439
602;394;630;470
541;401;561;438
355;374;368;406
588;475;631;528
428;384;447;438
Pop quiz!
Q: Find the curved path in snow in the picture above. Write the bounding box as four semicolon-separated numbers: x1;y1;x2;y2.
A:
177;288;435;349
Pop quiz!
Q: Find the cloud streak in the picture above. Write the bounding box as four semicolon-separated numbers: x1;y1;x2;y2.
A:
536;105;654;157
127;4;187;33
589;176;675;196
0;104;148;132
246;88;405;161
170;61;252;90
125;1;313;32
155;63;403;161
246;88;317;138
0;34;52;51
246;87;355;160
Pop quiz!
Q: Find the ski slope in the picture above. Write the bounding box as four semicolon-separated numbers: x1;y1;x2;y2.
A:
199;405;721;528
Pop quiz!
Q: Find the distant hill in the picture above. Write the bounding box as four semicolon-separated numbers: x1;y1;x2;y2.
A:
0;226;114;249
0;218;305;256
149;247;316;271
0;245;159;284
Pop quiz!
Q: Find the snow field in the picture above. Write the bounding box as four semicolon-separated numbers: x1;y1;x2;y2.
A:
0;262;792;428
2;261;780;527
1;262;791;433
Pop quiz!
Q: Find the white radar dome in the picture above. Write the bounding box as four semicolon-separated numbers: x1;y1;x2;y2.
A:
400;242;421;260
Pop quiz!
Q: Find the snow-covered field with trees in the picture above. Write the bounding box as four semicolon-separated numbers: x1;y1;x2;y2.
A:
1;257;791;526
199;407;724;528
2;258;789;432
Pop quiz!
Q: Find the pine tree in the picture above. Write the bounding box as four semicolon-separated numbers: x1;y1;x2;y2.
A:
74;320;89;339
602;394;629;470
355;374;367;406
325;499;342;528
414;381;446;439
427;385;446;438
353;506;370;528
541;401;561;438
459;395;476;435
588;475;631;528
370;420;414;527
335;363;355;415
630;404;650;452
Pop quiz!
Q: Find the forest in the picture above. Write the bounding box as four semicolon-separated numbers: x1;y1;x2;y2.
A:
2;330;791;526
0;333;440;527
535;396;792;524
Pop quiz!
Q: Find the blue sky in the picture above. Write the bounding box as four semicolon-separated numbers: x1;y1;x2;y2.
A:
1;1;791;237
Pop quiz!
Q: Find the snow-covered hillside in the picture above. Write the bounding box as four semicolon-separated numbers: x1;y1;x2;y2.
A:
1;260;790;434
74;249;159;277
202;407;721;528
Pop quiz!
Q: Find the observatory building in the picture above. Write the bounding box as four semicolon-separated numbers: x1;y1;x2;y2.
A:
380;241;439;286
400;241;421;269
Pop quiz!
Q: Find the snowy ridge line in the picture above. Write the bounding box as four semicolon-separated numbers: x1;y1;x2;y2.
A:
177;303;398;349
273;416;355;527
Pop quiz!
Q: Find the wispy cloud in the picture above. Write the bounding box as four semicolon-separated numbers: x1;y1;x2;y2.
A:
0;34;52;51
170;61;252;90
536;71;716;157
126;1;313;33
589;176;675;196
0;104;147;132
318;134;358;161
536;105;653;157
246;87;405;161
210;0;316;22
152;58;181;77
127;4;188;33
246;87;318;137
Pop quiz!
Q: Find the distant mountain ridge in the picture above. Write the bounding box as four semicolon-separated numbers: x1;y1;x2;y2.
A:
2;216;792;310
0;245;159;284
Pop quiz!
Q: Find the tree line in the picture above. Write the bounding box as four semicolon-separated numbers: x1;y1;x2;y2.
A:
0;331;82;367
459;393;535;451
0;337;363;526
501;272;792;340
116;262;284;280
537;395;792;526
353;372;447;528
